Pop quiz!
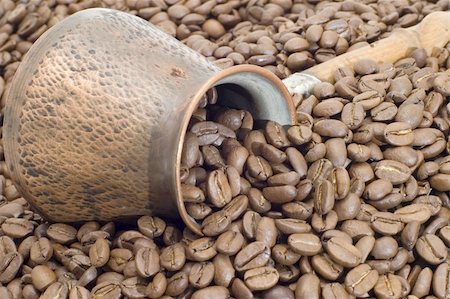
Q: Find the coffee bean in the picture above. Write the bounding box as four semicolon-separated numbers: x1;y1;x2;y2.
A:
313;180;335;215
374;160;412;184
135;247;160;277
394;204;432;224
411;267;432;298
374;273;402;299
344;263;379;297
295;273;320;299
415;234;447;265
31;264;56;291
30;237;53;264
371;212;404;235
2;218;33;238
311;253;343;280
433;262;450;299
322;283;350;299
288;233;321;256
244;266;279;291
326;237;361;268
234;241;270;271
384;122;415;146
137;216;166;238
146;272;167;298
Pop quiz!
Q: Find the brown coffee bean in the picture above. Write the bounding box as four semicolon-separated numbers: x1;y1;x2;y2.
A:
188;261;214;288
262;185;297;204
88;238;110;268
69;285;90;299
345;263;379;297
374;160;412;184
371;236;398;259
307;158;333;186
433;262;450;299
326;237;361;268
41;282;69;299
271;244;301;266
354;58;378;75
244;266;279;291
341;102;365;130
371;212;404;235
314;119;349;137
313;180;335;215
31;264;56;291
135;247;159;278
242;210;261;239
30;237;53;264
341;219;374;239
415;234;447;265
234;241;270;271
334;193;361;221
256;217;277;248
374;273;402;299
186;237;217;262
287;125;312;145
364;179;393;201
145;272;167;298
384;122;414;146
311;253;343;280
295;273;320;299
137;216;166;238
274;218;311;235
411;267;432;298
288;233;321;256
2;218;33;238
90;281;121;299
394;204;432;224
322;283;350;299
191;286;230;299
246;155;273;181
401;221;421;251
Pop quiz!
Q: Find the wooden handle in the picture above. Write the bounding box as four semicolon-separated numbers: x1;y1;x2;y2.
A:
304;11;450;83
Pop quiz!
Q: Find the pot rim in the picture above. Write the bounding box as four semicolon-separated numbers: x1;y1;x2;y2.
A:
174;64;296;235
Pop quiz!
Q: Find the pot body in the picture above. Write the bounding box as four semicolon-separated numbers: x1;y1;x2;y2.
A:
4;8;295;233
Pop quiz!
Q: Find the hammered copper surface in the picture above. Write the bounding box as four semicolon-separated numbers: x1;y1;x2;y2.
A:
3;9;295;234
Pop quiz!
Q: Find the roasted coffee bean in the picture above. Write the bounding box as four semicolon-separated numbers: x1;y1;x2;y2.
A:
186;237;217;262
206;169;233;207
89;238;110;268
288;233;321;256
146;272;167;298
295;272;320;299
244;266;279;291
374;273;402;299
371;212;404;235
374;160;412;184
31;264;56;291
433;262;450;299
326;237;361;268
311;253;343;280
394;204;432;224
344;263;379;297
234;241;270;271
188;261;214;288
415;234;447;265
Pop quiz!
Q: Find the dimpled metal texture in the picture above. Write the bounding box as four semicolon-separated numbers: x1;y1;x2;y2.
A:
4;8;220;222
4;9;295;230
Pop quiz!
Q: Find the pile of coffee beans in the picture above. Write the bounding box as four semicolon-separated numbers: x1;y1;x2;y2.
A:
0;0;449;299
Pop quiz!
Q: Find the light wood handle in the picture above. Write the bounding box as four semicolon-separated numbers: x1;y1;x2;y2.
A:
304;11;450;83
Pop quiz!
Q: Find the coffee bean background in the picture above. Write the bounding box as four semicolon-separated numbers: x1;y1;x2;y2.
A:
0;0;449;299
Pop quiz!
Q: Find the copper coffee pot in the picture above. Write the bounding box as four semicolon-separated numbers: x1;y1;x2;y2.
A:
3;8;295;235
